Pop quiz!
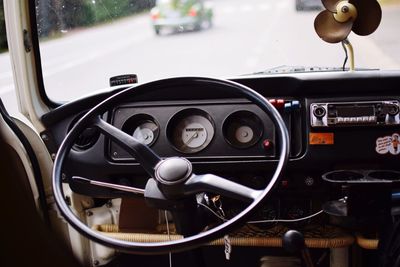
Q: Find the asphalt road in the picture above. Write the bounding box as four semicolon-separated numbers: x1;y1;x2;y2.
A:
1;0;399;115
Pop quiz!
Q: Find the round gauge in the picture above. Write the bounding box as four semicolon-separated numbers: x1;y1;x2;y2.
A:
223;111;263;149
167;109;215;154
132;121;158;145
121;114;159;147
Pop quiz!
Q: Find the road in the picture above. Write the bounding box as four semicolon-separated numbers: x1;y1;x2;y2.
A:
1;0;400;115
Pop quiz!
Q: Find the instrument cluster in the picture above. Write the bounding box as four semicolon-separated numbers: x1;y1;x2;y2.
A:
109;100;278;161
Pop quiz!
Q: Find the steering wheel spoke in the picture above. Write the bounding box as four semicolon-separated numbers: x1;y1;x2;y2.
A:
94;116;161;177
185;174;263;202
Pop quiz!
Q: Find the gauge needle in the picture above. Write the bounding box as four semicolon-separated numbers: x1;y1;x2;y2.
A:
182;131;198;149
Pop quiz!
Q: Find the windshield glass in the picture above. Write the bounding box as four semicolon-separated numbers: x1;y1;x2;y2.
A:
33;0;400;102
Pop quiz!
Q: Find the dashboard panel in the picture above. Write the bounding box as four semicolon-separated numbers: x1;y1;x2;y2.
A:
40;71;400;223
109;99;302;162
41;73;400;177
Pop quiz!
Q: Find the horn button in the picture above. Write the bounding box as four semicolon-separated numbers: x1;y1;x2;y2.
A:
155;157;193;185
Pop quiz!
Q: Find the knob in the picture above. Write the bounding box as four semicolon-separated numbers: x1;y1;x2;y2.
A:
387;104;399;116
313;106;326;119
283;230;315;267
282;230;305;253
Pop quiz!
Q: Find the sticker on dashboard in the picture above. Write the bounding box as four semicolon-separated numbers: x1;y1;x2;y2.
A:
309;133;334;145
376;133;400;155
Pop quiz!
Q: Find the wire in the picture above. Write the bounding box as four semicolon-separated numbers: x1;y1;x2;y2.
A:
198;202;227;222
247;210;324;224
199;202;324;224
164;211;172;267
341;40;348;71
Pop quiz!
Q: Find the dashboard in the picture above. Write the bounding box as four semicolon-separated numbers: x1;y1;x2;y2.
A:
41;71;400;221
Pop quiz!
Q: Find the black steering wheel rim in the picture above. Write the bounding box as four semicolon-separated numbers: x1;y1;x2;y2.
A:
52;77;290;254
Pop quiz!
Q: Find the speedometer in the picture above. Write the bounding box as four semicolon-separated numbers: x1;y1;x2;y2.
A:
167;109;215;154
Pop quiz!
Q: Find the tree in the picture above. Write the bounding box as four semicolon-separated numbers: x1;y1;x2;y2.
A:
36;0;95;37
0;0;8;51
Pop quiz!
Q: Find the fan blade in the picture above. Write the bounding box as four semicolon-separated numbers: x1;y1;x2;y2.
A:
314;10;353;43
322;0;340;12
350;0;382;36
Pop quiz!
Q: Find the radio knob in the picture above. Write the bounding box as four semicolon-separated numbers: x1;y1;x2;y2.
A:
388;104;400;116
313;106;326;119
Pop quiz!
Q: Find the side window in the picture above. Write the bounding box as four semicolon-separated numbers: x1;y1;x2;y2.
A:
0;0;18;115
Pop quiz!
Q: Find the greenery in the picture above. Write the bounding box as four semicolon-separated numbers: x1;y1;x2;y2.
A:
36;0;155;38
1;0;400;51
0;0;156;52
91;0;155;22
36;0;95;37
0;0;7;51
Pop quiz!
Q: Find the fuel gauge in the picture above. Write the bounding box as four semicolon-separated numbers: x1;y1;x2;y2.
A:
223;111;263;149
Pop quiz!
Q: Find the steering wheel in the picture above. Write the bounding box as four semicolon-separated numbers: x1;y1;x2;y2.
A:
52;77;289;254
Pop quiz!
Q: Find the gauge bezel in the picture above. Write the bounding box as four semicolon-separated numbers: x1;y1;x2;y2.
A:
222;110;264;149
167;108;215;154
121;114;160;147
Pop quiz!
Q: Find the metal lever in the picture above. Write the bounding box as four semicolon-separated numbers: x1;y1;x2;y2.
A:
282;230;315;267
72;176;145;195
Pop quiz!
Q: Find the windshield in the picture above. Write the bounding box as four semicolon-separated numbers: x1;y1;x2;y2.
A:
33;0;400;102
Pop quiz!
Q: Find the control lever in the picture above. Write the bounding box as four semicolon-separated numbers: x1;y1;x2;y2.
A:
282;230;315;267
72;176;145;195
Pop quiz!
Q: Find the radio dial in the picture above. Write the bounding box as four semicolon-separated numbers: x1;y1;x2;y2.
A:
313;106;326;119
387;104;400;116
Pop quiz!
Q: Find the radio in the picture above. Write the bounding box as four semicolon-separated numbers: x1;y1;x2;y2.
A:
310;100;400;127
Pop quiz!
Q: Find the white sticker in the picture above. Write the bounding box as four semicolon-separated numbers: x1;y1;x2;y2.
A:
376;133;400;155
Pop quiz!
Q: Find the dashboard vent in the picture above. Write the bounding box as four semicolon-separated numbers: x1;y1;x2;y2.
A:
73;127;100;151
69;115;100;151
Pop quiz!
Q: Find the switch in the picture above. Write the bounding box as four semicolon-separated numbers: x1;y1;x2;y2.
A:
276;99;285;109
291;100;301;110
284;102;292;113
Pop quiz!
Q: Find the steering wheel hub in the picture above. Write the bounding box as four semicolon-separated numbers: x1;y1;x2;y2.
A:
155;157;193;185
